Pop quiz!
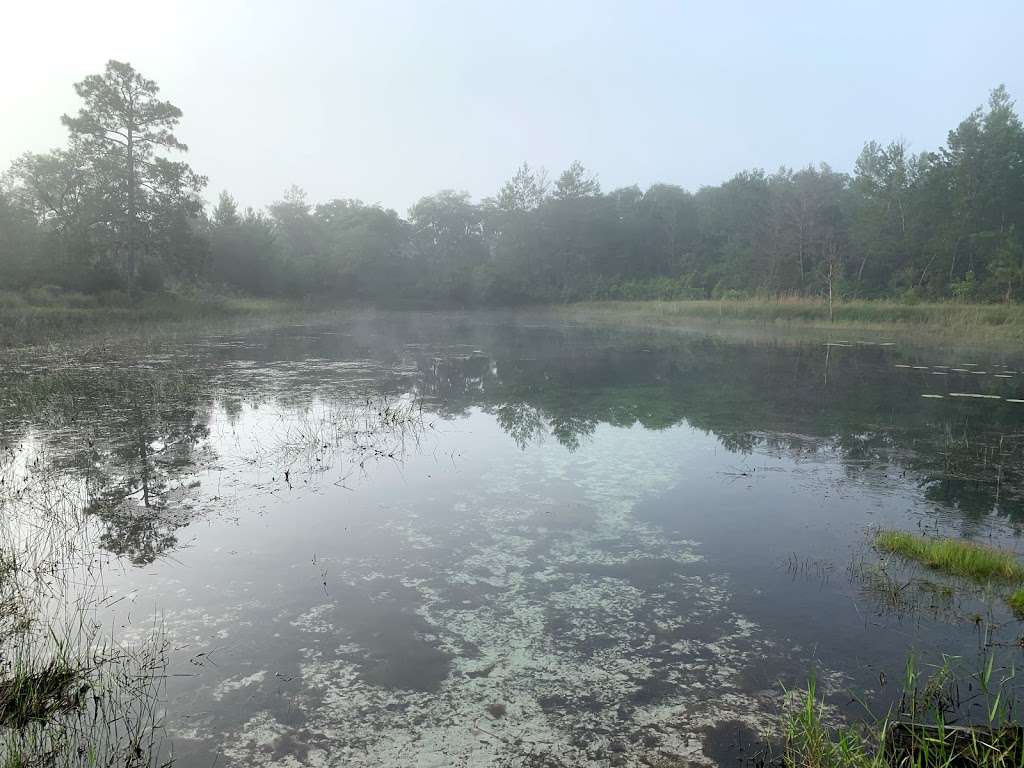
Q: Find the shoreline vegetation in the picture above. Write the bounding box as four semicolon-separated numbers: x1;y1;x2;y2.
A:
6;291;1024;349
0;290;319;348
559;297;1024;345
4;61;1024;327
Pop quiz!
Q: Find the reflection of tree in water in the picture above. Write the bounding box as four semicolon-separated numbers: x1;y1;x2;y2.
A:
5;318;1024;567
75;371;211;564
410;332;1024;522
913;425;1024;520
0;364;213;565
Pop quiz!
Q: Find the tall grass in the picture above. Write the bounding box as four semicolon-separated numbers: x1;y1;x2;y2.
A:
0;439;171;766
0;289;315;348
785;657;1022;768
561;297;1024;345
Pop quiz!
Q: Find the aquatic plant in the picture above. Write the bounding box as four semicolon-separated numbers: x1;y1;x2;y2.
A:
784;657;1022;768
874;531;1024;582
0;442;172;767
1008;588;1024;617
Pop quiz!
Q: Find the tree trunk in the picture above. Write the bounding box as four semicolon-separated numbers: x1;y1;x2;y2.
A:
828;261;834;323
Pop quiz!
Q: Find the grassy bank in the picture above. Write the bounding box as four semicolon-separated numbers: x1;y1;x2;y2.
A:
559;297;1024;345
8;292;1024;348
0;290;322;348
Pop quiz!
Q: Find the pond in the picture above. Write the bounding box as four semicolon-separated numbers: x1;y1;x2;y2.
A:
2;311;1023;767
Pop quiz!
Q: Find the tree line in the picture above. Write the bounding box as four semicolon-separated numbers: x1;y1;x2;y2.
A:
2;60;1023;305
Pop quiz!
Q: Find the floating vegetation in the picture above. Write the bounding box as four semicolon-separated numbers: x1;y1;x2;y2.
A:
875;531;1024;582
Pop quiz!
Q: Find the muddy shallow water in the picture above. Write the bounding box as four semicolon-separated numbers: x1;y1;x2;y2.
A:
3;311;1024;766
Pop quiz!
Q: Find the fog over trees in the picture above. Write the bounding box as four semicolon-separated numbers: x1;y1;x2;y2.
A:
3;60;1024;305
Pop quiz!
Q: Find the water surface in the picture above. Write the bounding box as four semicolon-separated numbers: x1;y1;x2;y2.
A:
3;311;1024;767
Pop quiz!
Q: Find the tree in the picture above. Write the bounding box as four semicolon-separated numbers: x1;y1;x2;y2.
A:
851;140;921;293
495;162;548;213
60;60;206;283
408;190;486;303
553;161;600;200
940;85;1024;285
212;191;240;226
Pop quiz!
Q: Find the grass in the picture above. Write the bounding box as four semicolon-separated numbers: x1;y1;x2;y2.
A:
785;658;1023;768
0;658;86;729
0;440;172;767
0;289;323;348
559;297;1024;346
1008;588;1024;617
874;530;1024;582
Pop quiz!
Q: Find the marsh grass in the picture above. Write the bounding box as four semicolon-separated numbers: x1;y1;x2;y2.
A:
849;559;961;622
0;659;84;730
0;290;320;349
0;440;171;767
1008;588;1024;617
0;625;171;768
785;658;1023;768
561;297;1024;346
874;531;1024;582
254;394;428;484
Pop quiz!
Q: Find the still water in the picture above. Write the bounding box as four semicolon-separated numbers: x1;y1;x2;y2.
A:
3;311;1024;767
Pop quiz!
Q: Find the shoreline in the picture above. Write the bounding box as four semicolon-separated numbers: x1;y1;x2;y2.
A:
5;293;1024;350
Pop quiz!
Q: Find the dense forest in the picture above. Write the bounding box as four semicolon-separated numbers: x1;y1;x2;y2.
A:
2;60;1023;306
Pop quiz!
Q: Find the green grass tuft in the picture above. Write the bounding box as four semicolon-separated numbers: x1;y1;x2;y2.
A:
1008;588;1024;616
0;660;87;729
875;530;1024;582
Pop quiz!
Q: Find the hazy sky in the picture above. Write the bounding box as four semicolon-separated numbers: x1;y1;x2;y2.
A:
2;0;1022;214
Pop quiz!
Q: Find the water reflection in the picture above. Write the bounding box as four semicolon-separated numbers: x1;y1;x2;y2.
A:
6;316;1024;532
2;312;1024;766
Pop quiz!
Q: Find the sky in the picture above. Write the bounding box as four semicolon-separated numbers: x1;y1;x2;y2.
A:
2;0;1022;215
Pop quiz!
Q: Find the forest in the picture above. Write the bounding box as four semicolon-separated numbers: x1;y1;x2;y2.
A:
2;60;1023;307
